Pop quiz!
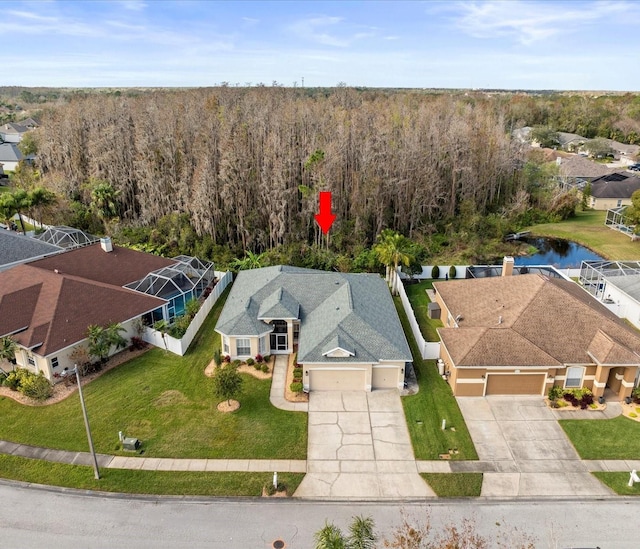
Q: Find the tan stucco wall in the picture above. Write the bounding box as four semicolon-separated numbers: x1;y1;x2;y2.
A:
590;197;632;210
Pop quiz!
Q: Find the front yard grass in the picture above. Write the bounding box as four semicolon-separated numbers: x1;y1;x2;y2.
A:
421;473;483;497
404;280;443;342
0;455;304;497
527;210;640;260
592;472;640;496
395;297;478;461
0;286;307;459
559;416;640;460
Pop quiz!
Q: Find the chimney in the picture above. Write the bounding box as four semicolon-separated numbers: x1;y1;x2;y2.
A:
100;236;113;253
502;256;514;277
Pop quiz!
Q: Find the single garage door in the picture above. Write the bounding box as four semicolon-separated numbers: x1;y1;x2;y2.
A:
485;374;545;395
309;369;365;391
372;367;398;389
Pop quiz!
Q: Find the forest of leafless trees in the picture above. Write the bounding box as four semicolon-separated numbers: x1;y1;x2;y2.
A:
34;88;525;252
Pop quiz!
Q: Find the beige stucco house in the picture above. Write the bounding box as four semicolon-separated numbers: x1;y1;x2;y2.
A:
0;239;215;381
585;172;640;210
433;272;640;399
215;266;412;391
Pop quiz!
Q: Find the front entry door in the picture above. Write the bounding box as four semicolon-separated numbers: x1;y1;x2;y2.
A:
270;333;288;353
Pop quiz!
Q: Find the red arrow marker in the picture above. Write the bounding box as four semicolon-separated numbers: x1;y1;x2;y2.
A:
314;191;336;234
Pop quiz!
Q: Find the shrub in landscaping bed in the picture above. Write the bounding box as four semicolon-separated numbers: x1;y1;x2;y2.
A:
254;362;262;370
293;367;302;378
261;364;270;373
3;369;52;401
255;354;263;363
290;382;303;393
246;358;255;366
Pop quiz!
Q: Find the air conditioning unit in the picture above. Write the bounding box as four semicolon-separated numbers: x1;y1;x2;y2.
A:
123;437;140;451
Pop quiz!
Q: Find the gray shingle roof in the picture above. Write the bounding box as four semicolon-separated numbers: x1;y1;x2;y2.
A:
0;230;62;271
258;287;300;319
590;172;640;199
215;266;412;364
0;143;23;162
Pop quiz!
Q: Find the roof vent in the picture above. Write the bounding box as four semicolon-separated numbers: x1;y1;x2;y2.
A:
54;269;59;274
498;315;503;325
100;236;113;253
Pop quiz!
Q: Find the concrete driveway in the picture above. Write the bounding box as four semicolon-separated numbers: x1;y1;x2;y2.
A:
456;397;612;497
294;390;434;499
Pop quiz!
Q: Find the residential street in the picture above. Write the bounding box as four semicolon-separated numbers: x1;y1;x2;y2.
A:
1;481;638;548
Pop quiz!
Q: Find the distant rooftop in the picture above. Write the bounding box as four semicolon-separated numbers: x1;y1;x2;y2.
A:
0;229;62;271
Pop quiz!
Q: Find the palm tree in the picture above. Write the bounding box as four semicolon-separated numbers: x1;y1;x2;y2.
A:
314;516;376;549
27;186;57;228
86;323;127;365
0;336;18;365
153;319;169;352
230;250;266;271
0;189;30;235
373;229;414;296
90;180;121;221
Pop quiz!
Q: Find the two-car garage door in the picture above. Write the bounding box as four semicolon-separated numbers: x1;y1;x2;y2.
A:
309;370;365;391
485;374;545;395
309;367;400;391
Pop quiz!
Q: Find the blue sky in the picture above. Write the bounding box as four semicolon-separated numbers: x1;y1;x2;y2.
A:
3;0;640;90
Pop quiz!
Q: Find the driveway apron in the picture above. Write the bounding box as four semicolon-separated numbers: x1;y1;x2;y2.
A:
294;390;434;499
457;396;613;497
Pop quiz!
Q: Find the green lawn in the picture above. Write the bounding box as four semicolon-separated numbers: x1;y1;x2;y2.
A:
592;472;640;496
404;281;443;342
0;455;304;497
0;185;12;194
0;286;308;459
559;416;640;460
421;473;483;497
527;210;640;260
395;297;477;461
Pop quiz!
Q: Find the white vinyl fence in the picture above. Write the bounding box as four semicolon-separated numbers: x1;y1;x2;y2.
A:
396;275;441;360
143;270;232;356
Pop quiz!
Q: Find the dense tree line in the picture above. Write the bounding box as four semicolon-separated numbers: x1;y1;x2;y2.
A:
34;88;524;254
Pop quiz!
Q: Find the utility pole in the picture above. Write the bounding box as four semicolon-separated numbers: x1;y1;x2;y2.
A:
73;366;100;479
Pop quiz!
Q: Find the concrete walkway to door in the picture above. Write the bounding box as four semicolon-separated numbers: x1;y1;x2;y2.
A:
293;390;435;499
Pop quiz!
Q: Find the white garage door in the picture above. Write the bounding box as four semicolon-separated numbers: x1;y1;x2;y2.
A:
309;369;365;391
372;367;398;389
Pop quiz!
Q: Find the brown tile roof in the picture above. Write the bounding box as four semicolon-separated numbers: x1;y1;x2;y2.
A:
29;243;175;286
0;264;166;356
435;274;640;368
588;329;640;365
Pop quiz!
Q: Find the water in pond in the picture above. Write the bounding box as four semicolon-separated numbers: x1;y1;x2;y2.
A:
514;237;602;268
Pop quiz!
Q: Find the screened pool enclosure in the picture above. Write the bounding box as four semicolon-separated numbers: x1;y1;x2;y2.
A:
125;255;216;323
35;226;98;249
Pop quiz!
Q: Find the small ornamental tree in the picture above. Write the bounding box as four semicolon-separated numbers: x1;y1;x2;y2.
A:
214;363;243;406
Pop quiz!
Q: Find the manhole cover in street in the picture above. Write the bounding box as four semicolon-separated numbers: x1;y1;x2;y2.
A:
272;540;285;549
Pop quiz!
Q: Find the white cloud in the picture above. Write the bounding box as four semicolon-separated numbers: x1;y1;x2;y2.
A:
452;0;635;45
289;16;349;47
117;1;148;11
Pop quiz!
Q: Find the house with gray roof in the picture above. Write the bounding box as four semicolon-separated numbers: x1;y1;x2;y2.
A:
215;266;412;391
0;122;29;143
0;229;63;272
0;143;24;171
588;172;640;210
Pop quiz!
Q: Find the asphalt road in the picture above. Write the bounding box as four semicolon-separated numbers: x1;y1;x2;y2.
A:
1;481;638;548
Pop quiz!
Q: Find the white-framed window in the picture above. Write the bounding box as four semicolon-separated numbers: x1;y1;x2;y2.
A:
236;338;251;356
222;336;229;354
27;355;35;366
617;199;623;207
565;366;584;388
259;336;266;354
51;357;59;369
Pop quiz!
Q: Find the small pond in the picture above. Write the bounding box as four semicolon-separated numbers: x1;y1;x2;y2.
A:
514;237;603;268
